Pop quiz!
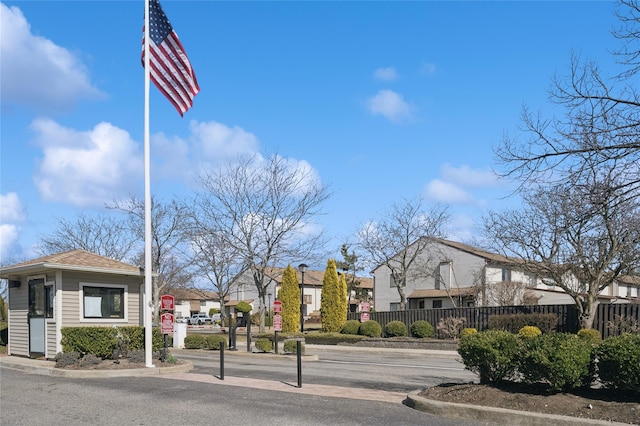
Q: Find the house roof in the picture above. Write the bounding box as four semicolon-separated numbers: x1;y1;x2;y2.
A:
264;266;373;289
170;288;222;301
434;238;519;265
617;275;640;287
0;250;143;278
408;287;477;299
226;299;254;307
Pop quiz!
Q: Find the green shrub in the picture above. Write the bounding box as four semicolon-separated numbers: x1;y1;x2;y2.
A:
61;327;118;358
205;335;227;350
410;320;435;338
518;326;542;338
303;332;367;345
577;328;601;344
460;328;478;338
488;313;558;334
236;301;252;313
385;320;407;337
341;320;361;335
457;329;519;384
254;338;273;352
184;334;207;349
359;320;382;338
517;333;593;392
283;339;305;354
595;333;640;393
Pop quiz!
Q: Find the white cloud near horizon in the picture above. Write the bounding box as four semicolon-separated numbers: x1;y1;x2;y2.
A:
32;119;143;207
366;89;412;122
0;2;105;113
373;67;398;81
424;164;501;205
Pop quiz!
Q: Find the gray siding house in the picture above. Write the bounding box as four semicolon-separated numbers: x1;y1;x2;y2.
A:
0;250;144;359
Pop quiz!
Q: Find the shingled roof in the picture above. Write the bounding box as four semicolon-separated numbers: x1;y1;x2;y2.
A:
0;250;143;277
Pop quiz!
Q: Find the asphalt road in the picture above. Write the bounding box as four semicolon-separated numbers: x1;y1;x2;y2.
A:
176;346;476;393
1;368;483;426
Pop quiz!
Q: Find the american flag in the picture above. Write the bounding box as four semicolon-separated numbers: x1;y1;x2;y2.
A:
142;0;199;116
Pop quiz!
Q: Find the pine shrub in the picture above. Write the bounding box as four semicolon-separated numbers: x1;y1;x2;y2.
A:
205;335;226;350
410;320;435;338
184;334;207;349
460;328;478;338
283;339;305;354
385;320;407;337
577;328;601;344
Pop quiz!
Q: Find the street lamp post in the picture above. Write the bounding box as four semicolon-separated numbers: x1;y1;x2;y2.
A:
298;263;308;332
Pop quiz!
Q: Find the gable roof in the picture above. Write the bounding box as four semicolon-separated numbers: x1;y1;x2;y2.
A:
434;238;518;265
170;288;223;301
0;250;143;278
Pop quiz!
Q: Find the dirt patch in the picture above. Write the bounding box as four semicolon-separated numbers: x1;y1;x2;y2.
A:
420;383;639;424
57;358;186;370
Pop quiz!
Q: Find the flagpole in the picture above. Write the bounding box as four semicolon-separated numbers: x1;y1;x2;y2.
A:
143;0;154;368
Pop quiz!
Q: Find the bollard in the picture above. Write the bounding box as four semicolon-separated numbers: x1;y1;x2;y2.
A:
297;340;302;388
219;343;224;380
274;331;278;354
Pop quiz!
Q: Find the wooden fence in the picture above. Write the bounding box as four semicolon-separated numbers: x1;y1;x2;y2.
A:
348;303;639;340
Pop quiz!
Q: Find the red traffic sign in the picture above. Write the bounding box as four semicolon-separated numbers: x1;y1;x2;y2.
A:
273;314;283;332
160;312;174;334
161;294;175;311
360;301;370;312
273;300;282;313
360;312;370;323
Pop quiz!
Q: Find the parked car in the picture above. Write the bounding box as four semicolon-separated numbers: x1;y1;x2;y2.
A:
175;316;189;323
188;313;213;325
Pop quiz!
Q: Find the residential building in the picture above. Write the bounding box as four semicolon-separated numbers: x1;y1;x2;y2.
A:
373;238;640;311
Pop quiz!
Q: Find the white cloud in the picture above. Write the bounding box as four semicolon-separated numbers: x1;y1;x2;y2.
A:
190;120;260;160
425;179;473;203
0;2;104;113
32;119;143;207
373;67;398;81
0;192;26;261
367;89;412;122
440;163;499;187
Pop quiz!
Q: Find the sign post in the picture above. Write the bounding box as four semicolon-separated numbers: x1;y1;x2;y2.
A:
160;294;175;362
360;301;371;323
273;301;283;353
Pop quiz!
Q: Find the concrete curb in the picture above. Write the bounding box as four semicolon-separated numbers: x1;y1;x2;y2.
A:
0;356;193;378
405;390;630;426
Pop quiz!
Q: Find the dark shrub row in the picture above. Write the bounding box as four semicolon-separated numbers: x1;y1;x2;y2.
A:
60;326;166;359
458;330;640;394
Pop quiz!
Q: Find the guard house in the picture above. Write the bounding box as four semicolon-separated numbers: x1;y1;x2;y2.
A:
0;250;145;359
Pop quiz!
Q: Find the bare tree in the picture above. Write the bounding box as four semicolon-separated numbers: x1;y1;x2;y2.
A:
483;175;640;329
38;213;136;261
496;1;640;201
109;196;193;320
488;281;528;306
185;219;248;320
193;154;330;332
357;197;450;310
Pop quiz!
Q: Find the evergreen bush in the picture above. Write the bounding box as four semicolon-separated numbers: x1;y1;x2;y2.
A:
577;328;602;344
304;332;367;345
385;320;407;337
460;327;478;338
359;320;382;338
341;320;361;335
205;335;227;350
184;334;207;349
61;327;118;358
517;333;593;391
283;339;305;354
518;326;542;338
457;329;519;384
595;333;640;393
410;320;435;338
255;338;273;353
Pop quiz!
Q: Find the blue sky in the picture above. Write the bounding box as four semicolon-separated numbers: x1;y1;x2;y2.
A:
0;0;621;266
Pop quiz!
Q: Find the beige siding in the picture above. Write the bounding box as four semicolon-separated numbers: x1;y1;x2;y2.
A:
8;282;29;356
46;321;57;359
60;271;142;327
